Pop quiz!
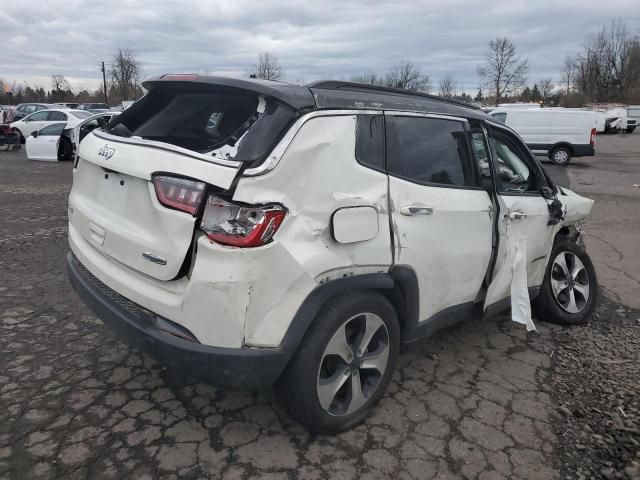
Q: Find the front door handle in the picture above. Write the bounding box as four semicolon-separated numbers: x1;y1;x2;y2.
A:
509;210;528;220
400;205;434;216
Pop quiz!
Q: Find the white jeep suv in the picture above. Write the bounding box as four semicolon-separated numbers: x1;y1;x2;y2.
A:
67;75;598;433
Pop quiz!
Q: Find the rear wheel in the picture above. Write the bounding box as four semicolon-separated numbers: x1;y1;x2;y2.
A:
276;291;400;434
549;146;572;166
533;240;598;325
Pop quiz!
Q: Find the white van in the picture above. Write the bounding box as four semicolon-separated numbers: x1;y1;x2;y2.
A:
490;108;597;165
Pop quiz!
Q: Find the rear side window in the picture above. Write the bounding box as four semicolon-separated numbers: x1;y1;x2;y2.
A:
355;115;385;171
47;111;67;121
386;116;474;187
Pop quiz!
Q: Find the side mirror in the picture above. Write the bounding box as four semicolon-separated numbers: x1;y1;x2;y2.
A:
31;131;38;138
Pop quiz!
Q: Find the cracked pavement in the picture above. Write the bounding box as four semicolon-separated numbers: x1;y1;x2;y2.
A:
0;134;637;479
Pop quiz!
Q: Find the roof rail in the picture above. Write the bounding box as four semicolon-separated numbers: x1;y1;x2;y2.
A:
306;80;480;110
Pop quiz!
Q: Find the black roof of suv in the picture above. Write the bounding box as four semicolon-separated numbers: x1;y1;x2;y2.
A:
142;75;489;120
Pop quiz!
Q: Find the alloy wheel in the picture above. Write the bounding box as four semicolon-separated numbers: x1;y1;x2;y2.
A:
316;312;390;416
550;251;590;313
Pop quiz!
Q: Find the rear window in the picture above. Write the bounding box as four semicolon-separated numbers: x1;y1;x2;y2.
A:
107;84;298;164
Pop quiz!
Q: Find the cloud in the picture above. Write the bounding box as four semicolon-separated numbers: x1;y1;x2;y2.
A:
1;0;638;92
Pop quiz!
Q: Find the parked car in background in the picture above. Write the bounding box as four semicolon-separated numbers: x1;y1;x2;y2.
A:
67;76;598;433
490;108;597;165
10;108;92;142
25;123;68;161
55;102;79;109
77;103;110;113
604;107;629;133
7;103;57;122
65;112;119;162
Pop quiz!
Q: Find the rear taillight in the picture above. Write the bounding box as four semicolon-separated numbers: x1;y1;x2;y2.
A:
152;175;206;216
200;195;286;248
590;128;596;146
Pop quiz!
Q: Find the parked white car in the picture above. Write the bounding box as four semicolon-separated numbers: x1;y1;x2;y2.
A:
25;123;67;161
490;108;597;165
67;76;598;433
66;112;119;160
10;108;92;142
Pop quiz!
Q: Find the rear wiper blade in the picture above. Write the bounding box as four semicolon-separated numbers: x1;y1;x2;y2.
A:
106;124;132;138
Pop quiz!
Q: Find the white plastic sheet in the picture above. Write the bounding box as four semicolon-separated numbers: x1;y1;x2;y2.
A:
511;236;536;331
484;233;536;332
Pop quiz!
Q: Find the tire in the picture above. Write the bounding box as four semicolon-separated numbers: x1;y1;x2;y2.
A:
276;291;400;434
549;146;572;166
533;240;598;325
58;137;73;161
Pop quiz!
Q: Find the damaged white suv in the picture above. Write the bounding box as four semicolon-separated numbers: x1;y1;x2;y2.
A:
67;76;598;433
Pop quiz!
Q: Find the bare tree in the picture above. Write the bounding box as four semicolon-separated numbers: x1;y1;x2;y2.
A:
384;61;431;92
51;75;70;92
538;78;554;104
478;37;529;105
109;48;140;102
569;20;640;102
255;52;283;81
350;72;381;85
561;56;575;95
438;74;457;98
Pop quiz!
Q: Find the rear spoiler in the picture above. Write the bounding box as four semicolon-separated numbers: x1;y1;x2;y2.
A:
142;75;316;111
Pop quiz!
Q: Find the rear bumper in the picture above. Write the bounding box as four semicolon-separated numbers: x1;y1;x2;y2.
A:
572;144;595;157
66;251;290;390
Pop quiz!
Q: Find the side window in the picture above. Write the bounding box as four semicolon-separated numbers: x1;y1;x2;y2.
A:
491;112;507;124
355;115;385;171
24;105;37;114
39;123;65;136
487;127;538;194
47;111;67;121
28;111;50;121
386;116;474;187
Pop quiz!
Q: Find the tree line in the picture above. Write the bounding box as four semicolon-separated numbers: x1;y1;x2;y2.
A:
0;48;143;107
2;20;638;108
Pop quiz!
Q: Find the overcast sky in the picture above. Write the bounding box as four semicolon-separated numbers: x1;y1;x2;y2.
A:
2;0;639;94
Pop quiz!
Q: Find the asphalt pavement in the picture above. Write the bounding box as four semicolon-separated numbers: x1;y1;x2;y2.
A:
0;133;638;480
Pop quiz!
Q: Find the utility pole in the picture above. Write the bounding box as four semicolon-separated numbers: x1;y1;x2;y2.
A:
101;61;108;104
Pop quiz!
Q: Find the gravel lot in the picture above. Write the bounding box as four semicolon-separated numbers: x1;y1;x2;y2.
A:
0;134;638;479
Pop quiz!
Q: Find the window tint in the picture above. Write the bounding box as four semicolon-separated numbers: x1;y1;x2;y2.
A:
355;115;385;171
47;111;67;121
491;112;507;124
39;123;65;136
28;111;50;121
488;127;537;193
386;116;472;187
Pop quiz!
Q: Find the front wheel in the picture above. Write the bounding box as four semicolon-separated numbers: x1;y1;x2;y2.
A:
533;240;598;325
549;146;572;166
276;291;400;434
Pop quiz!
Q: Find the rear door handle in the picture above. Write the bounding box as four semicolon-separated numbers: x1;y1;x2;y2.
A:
508;211;528;220
400;205;434;216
